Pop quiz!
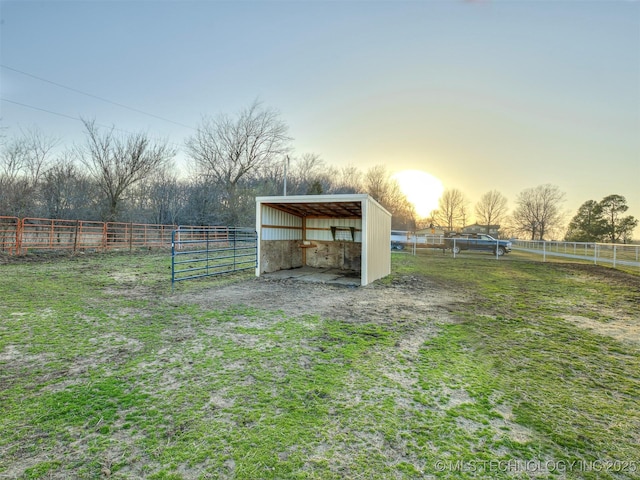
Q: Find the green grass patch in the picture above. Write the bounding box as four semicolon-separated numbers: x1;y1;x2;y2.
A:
1;251;638;479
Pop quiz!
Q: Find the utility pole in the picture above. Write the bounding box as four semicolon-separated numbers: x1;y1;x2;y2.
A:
283;155;289;196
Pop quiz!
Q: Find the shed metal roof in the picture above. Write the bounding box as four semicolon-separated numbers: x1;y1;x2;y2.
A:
261;201;362;218
256;194;377;219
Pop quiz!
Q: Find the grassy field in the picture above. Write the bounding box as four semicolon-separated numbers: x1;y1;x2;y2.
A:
1;251;639;479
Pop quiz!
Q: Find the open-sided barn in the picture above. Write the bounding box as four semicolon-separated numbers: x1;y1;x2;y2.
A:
255;194;391;286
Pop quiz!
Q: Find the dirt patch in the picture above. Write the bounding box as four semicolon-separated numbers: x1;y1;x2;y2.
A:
562;314;640;346
176;273;466;326
559;263;640;292
557;263;640;346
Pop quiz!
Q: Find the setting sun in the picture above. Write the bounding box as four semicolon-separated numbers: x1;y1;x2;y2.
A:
393;170;444;218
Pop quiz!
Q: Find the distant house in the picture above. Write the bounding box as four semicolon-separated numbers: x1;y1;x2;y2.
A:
463;223;500;236
415;226;446;237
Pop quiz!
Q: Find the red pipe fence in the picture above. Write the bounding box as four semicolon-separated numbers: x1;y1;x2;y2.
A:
0;216;178;255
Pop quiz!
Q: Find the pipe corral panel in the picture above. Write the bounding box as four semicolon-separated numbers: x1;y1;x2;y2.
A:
255;194;391;286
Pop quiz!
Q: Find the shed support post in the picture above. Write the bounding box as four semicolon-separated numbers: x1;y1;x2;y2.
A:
302;216;307;266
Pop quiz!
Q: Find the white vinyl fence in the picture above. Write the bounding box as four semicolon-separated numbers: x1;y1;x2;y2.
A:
514;240;640;271
389;230;640;272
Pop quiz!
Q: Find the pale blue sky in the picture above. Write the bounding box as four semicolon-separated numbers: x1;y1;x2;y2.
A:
1;0;639;230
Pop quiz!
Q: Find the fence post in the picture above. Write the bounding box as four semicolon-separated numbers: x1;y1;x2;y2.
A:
16;218;23;255
233;228;237;271
49;218;54;250
129;222;133;253
543;241;546;262
613;245;617;268
594;243;597;265
206;228;210;275
171;229;176;291
73;220;80;254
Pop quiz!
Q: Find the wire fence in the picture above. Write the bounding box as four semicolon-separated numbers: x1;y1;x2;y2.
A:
0;216;176;255
514;240;640;271
392;232;510;257
390;230;640;273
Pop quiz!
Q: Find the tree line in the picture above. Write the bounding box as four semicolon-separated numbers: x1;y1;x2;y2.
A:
0;103;416;229
1;101;636;242
431;186;636;243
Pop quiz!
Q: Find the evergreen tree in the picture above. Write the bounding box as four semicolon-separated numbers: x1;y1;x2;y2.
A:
565;200;605;242
599;194;637;243
565;195;637;243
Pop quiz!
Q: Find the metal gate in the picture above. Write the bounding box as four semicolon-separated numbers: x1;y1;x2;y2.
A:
171;226;257;287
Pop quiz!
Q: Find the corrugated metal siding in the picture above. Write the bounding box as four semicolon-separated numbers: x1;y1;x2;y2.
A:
363;197;392;285
256;195;390;286
260;206;302;241
306;218;362;242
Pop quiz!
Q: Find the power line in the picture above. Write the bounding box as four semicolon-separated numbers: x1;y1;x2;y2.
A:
1;64;196;131
1;97;184;150
1;97;81;123
2;97;143;136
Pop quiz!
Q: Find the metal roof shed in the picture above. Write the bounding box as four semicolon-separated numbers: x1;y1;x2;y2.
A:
255;194;391;286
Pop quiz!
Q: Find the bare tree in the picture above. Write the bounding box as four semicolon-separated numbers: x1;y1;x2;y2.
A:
181;179;226;226
475;190;509;234
0;128;58;216
128;164;186;224
185;101;291;225
511;184;565;240
460;203;470;230
78;119;175;222
364;165;389;202
0;138;29;215
39;150;97;219
415;213;438;231
364;165;416;229
150;172;186;226
434;188;468;231
20;127;59;187
0;136;25;185
331;165;363;194
286;153;330;195
257;160;285;197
